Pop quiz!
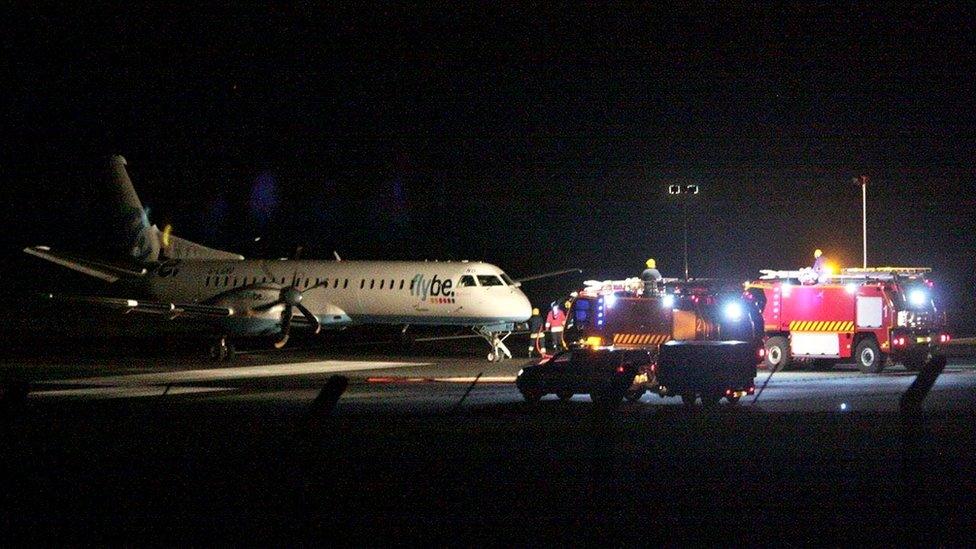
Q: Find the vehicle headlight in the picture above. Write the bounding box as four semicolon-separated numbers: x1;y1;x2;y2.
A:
661;294;675;308
517;369;524;377
604;293;617;308
909;289;927;307
724;302;743;321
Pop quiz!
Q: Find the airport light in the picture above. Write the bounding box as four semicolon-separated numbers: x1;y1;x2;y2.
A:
667;184;700;280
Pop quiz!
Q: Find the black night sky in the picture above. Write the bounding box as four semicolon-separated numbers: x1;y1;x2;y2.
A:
3;4;976;331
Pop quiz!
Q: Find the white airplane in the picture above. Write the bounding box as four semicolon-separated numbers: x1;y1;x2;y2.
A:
25;156;539;361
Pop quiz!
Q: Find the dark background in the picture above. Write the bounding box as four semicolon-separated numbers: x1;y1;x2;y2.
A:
3;3;975;332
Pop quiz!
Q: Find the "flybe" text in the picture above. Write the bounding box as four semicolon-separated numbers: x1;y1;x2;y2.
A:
410;274;455;301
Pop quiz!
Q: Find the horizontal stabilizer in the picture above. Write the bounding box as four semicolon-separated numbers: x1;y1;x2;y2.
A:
24;246;148;283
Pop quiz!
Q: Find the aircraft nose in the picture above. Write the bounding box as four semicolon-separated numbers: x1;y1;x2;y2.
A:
511;289;532;322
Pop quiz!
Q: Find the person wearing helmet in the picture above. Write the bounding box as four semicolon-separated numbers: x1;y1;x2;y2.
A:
527;307;544;357
641;258;662;297
545;302;567;354
812;249;825;275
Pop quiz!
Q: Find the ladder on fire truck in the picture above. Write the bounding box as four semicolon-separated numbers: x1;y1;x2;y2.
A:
758;267;931;282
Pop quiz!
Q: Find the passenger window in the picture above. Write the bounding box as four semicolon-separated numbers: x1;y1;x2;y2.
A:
380;280;385;289
370;280;375;290
344;279;349;289
477;275;504;287
360;279;365;289
224;276;229;287
389;279;394;290
205;276;211;286
459;275;477;287
333;279;339;289
399;280;404;290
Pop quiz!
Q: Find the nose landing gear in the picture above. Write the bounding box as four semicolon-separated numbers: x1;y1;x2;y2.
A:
474;326;513;362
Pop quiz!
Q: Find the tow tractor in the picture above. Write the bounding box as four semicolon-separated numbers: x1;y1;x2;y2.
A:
515;276;764;406
746;267;950;373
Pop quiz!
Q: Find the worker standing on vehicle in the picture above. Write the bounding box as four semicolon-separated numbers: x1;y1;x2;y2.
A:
812;249;826;282
528;307;544;357
641;258;662;296
545;302;567;354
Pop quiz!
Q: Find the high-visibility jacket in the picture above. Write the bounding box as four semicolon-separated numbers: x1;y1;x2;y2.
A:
545;309;567;332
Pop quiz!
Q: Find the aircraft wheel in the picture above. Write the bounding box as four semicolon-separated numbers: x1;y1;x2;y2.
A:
680;393;698;408
487;351;497;362
557;391;574;402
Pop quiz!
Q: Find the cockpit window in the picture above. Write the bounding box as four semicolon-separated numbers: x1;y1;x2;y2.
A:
459;275;478;287
500;273;515;286
477;275;504;287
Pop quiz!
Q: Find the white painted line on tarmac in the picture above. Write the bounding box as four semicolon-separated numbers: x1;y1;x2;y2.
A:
432;376;516;383
40;361;431;386
31;386;236;399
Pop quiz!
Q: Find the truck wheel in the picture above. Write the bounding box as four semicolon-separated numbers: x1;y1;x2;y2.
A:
765;336;790;371
680;393;698;407
726;395;741;405
520;389;543;403
855;339;884;373
590;390;623;407
557;391;574;401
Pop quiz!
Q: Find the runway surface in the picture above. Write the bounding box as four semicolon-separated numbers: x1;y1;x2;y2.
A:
3;344;976;544
10;347;976;414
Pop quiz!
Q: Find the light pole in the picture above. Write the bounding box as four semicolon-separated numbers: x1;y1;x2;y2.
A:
852;175;868;268
667;183;699;280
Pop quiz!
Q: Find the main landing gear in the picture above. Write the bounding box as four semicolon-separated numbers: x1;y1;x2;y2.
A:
474;326;514;362
209;336;236;362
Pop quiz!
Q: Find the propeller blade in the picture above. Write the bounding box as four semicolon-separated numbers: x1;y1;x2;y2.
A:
275;306;294;349
295;302;322;334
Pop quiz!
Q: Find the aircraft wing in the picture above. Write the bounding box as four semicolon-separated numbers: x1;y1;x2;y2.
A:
24;246;148;283
39;293;235;319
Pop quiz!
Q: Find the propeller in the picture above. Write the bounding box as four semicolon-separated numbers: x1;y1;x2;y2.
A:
252;267;322;349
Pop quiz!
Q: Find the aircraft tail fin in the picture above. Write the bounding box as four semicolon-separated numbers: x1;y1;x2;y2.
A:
104;155;243;262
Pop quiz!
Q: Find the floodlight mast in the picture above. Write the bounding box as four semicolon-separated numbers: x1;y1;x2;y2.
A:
667;184;699;280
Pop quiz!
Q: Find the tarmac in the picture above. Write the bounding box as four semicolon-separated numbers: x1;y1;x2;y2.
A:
2;335;976;544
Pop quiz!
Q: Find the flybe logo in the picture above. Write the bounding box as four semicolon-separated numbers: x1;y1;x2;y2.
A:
410;274;456;304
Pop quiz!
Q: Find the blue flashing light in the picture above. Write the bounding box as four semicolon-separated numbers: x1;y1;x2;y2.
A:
723;301;744;321
604;293;617;308
909;289;927;307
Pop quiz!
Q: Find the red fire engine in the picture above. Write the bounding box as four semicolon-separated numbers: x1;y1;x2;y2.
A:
746;267;949;373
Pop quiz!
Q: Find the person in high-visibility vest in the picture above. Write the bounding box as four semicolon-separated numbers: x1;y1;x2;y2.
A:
545;302;567;353
527;308;544;357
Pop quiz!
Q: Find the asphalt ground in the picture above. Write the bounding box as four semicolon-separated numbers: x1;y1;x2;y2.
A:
2;336;976;544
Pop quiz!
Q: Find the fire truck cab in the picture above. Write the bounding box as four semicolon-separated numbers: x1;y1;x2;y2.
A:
746;267;949;373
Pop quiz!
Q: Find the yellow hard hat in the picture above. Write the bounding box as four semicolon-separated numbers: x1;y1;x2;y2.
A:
564;300;572;309
532;307;540;315
646;258;656;269
814;249;823;258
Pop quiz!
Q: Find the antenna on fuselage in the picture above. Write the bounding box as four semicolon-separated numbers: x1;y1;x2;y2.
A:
333;251;341;261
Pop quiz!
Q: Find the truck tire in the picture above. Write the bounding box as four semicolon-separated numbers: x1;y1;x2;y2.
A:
855;338;883;373
765;336;790;371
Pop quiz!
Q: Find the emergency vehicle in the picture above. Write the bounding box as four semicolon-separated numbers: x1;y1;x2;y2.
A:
560;277;763;405
746;267;949;373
